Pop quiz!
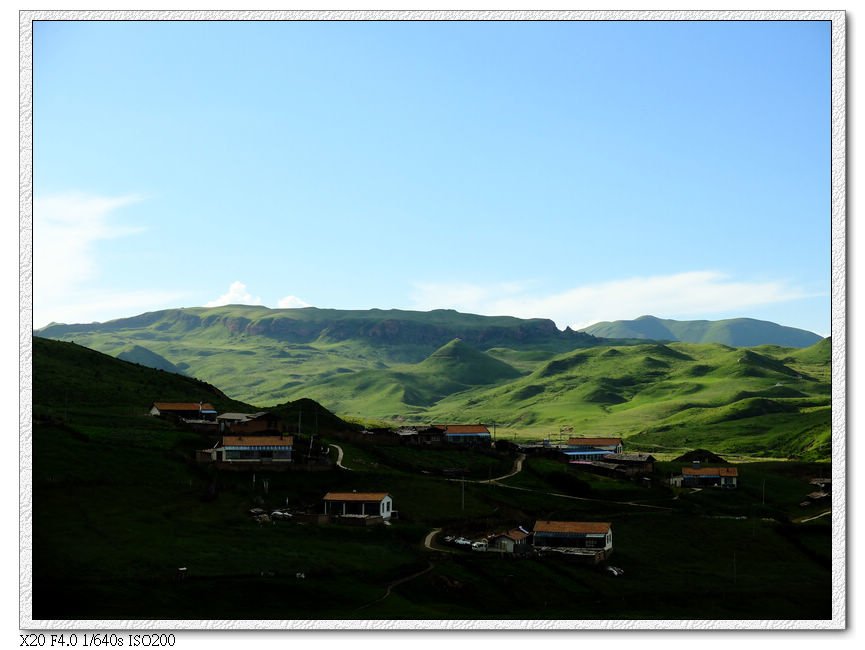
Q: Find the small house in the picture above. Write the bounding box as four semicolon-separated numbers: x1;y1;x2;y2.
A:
681;465;738;488
217;435;294;462
533;520;613;560
150;401;218;421
488;527;532;554
323;492;394;520
602;452;656;475
435;424;492;447
564;437;624;462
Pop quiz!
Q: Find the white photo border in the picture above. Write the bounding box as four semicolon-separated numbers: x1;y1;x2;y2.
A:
18;8;847;631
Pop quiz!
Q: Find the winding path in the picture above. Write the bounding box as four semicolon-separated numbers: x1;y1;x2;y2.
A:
354;561;435;612
477;453;526;484
328;443;352;471
799;510;831;523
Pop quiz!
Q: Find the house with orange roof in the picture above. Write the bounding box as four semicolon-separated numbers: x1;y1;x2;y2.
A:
533;520;613;559
679;465;738;488
150;401;218;421
208;434;294;463
323;491;394;520
434;424;492;447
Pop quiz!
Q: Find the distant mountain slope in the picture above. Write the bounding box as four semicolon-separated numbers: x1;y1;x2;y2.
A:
34;306;595;405
423;337;831;460
37;305;595;350
116;344;184;374
279;338;524;414
413;338;522;385
580;315;822;348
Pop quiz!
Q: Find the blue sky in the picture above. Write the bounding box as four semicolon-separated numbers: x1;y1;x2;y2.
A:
32;19;832;334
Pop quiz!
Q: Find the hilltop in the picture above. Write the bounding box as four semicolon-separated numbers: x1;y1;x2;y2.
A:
580;315;822;348
32;337;353;434
34;306;596;405
425;338;831;460
32;308;832;460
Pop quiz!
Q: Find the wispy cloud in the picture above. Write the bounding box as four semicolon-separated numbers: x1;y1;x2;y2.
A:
33;192;189;327
205;281;263;307
34;192;144;296
410;271;810;330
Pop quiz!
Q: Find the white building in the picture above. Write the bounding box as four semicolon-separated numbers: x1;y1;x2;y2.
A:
323;492;394;520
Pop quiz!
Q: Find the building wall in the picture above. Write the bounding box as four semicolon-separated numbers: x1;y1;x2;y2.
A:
325;497;393;519
223;448;292;461
534;532;612;551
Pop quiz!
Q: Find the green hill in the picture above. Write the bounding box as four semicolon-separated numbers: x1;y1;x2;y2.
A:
413;338;521;385
278;339;523;416
581;315;822;348
32;310;831;460
32;336;251;414
29;336;830;621
35;306;594;405
116;344;184;374
423;338;831;460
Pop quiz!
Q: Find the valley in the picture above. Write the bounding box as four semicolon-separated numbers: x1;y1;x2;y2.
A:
36;306;832;461
29;337;832;621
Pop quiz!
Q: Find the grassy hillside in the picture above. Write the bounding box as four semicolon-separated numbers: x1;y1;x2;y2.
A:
29;337;831;621
35;306;594;405
283;338;524;417
33;311;832;461
32;336;252;416
424;340;831;460
581;315;823;348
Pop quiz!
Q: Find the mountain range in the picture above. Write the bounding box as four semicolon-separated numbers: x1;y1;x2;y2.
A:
34;306;830;459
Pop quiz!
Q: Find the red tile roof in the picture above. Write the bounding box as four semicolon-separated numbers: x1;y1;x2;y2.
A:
567;437;622;446
323;492;390;502
497;528;530;541
153;402;215;412
222;435;293;447
533;520;611;535
683;466;738;477
437;424;490;434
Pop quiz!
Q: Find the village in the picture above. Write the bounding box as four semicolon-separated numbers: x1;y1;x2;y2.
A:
142;399;833;576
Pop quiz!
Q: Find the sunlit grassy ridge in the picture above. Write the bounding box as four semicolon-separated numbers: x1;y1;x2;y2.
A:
35;308;831;460
36;306;593;405
423;340;831;460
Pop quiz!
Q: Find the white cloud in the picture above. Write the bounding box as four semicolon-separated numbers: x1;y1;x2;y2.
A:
277;295;311;309
34;192;144;298
31;192;192;328
409;271;810;331
205;281;263;307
